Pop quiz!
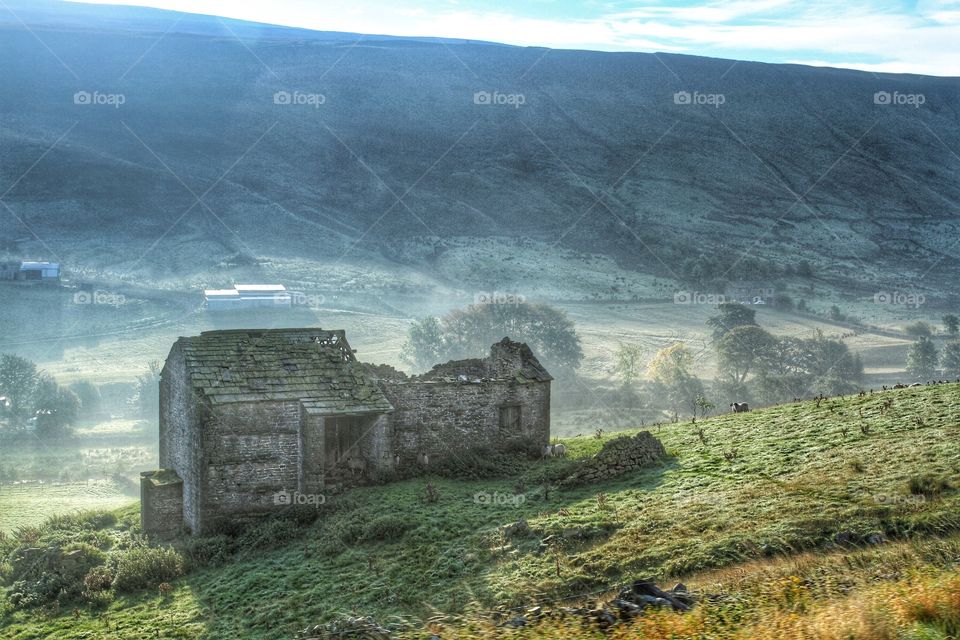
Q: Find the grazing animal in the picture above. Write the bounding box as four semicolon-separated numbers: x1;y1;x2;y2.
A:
552;443;567;458
730;402;750;413
345;456;367;476
416;452;430;466
541;444;555;458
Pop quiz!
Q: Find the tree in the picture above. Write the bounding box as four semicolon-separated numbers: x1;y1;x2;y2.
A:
133;361;161;420
706;303;757;343
716;325;778;386
69;380;102;420
0;354;39;426
32;375;80;437
943;314;959;337
400;316;447;371
906;337;938;382
647;342;704;419
940;342;960;378
753;331;863;403
613;343;645;387
905;321;933;338
401;303;583;376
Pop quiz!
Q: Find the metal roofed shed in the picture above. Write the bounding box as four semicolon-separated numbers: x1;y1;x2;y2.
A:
204;284;292;310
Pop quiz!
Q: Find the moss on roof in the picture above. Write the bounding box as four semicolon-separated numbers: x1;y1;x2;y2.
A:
142;469;183;486
174;328;393;415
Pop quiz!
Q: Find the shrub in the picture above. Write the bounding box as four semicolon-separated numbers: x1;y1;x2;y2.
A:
111;546;184;592
908;474;952;497
83;565;113;593
177;535;231;570
360;514;414;542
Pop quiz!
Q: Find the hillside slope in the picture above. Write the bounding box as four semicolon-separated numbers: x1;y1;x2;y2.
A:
1;383;958;638
0;2;958;296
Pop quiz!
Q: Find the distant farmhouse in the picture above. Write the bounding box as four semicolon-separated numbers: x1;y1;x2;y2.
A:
142;329;552;536
0;260;60;283
204;284;291;310
725;281;774;305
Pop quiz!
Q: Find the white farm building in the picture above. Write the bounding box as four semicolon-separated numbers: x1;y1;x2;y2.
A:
204;284;291;311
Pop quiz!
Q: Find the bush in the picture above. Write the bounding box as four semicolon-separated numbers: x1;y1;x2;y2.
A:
360;514;414;542
82;565;113;593
177;535;231;570
111;546;184;592
431;447;529;480
908;474;952;497
5;543;106;607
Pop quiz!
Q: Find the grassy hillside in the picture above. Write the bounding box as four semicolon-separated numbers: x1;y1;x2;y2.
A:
2;383;959;638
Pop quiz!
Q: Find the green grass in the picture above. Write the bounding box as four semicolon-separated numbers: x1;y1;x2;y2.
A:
2;384;959;639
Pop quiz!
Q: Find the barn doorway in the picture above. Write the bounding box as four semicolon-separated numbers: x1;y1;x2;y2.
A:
324;416;365;481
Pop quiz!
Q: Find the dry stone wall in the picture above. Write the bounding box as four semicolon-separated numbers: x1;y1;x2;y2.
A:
561;432;666;487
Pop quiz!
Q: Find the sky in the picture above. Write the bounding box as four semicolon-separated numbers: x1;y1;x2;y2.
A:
68;0;960;76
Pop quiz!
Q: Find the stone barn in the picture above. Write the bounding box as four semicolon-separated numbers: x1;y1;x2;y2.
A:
143;328;551;535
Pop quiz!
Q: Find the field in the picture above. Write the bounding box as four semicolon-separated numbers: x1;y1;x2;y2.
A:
0;418;154;532
1;383;958;638
0;272;942;532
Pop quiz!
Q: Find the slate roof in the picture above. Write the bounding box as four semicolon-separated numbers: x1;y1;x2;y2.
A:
509;340;554;384
173;328;393;415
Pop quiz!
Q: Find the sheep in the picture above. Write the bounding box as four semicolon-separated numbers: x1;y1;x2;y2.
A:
541;444;555;458
552;443;567;458
417;452;430;466
729;402;750;413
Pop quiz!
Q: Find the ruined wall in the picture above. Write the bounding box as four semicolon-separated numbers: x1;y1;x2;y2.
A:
382;380;550;461
158;343;204;534
202;400;301;532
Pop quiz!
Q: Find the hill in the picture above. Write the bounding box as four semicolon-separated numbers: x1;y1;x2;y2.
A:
0;2;958;301
1;383;958;638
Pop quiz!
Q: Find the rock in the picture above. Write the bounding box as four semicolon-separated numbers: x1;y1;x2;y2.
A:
867;533;888;545
588;608;617;628
503;615;527;628
610;598;642;619
502;519;530;537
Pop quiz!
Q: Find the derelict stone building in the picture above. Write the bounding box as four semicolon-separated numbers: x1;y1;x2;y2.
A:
142;328;551;535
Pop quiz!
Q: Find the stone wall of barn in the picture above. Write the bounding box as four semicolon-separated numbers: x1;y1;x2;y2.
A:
382;379;550;462
201;400;302;532
158;344;204;534
140;470;184;538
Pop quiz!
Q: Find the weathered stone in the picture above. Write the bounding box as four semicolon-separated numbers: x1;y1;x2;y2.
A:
148;331;552;535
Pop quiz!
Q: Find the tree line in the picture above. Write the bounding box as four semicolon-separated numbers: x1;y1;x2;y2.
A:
0;354;160;439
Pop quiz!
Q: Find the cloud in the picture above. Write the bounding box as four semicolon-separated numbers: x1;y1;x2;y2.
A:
66;0;960;76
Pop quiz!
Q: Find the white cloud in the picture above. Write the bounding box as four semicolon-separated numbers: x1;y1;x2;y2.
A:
66;0;960;76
